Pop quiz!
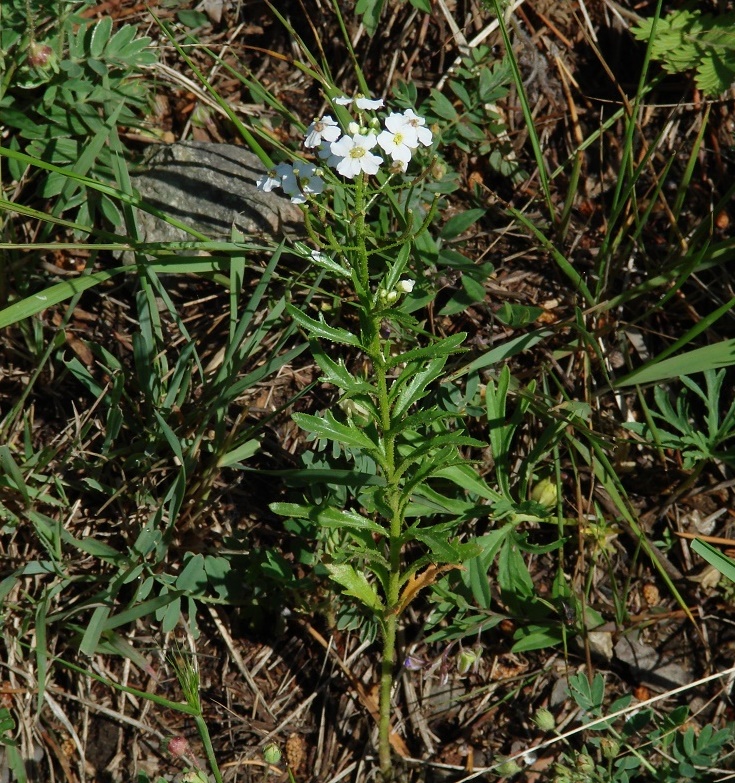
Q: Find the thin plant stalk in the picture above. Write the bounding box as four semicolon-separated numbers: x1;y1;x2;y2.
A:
350;172;404;777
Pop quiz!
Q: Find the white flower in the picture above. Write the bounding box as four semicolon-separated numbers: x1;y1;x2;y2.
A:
396;279;414;294
304;115;341;148
329;133;382;178
317;142;342;170
274;162;297;196
334;94;384;110
377;112;420;164
256;168;282;192
278;162;324;204
399;108;433;147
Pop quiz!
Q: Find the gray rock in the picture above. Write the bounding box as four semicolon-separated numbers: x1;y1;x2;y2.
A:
614;633;691;690
128;141;302;247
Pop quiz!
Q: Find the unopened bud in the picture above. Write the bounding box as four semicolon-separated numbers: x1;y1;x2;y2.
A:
378;288;399;305
404;655;426;671
533;708;555;732
28;42;54;68
429;159;445;179
600;737;620;759
575;753;595;774
338;397;371;426
530;478;558;509
263;743;282;765
495;758;522;777
165;736;190;758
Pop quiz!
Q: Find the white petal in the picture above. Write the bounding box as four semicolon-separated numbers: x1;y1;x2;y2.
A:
355;96;384;109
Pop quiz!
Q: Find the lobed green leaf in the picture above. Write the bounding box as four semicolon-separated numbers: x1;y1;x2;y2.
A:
286;303;361;347
325;564;384;611
292;411;377;451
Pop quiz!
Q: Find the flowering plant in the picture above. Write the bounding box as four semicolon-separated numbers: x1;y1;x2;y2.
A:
262;95;485;778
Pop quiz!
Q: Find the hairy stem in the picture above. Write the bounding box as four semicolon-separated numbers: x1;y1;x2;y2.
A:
351;171;406;780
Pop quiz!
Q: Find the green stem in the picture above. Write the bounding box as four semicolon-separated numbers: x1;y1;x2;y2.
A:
376;358;402;779
351;173;404;779
194;714;225;783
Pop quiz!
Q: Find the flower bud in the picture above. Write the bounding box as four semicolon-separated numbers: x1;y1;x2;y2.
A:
429;159;445;179
495;758;522;777
28;42;55;69
533;708;556;732
403;655;426;671
378;288;399;305
575;753;595;774
456;646;481;676
348;121;360;135
337;397;371;426
530;478;558;509
600;737;621;759
263;743;282;765
164;736;190;758
389;159;408;175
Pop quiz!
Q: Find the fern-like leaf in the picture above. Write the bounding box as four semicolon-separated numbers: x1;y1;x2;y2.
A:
632;8;735;96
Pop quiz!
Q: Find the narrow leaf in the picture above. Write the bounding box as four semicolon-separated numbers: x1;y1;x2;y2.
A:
691;539;735;582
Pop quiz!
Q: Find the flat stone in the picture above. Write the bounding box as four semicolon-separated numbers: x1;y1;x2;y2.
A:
614;633;691;690
128;141;302;247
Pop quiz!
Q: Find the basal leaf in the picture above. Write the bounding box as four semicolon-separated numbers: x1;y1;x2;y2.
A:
440;208;486;239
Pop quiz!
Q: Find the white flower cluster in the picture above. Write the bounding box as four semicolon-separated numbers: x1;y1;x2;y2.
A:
256;94;433;202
